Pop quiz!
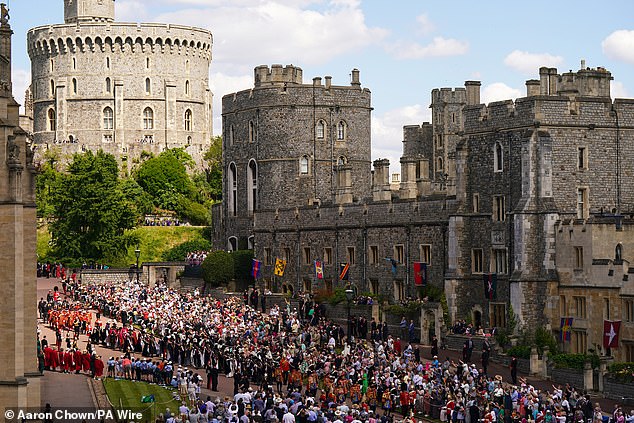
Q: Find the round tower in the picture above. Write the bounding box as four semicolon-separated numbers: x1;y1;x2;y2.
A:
64;0;115;23
28;1;213;171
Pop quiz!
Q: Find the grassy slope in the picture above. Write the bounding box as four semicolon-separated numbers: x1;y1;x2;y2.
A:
37;225;205;266
102;378;182;422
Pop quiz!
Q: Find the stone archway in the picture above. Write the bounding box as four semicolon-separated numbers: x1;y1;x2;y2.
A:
472;305;483;331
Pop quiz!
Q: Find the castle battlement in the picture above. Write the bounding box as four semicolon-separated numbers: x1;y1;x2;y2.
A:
432;87;467;104
254;64;303;87
28;22;212;60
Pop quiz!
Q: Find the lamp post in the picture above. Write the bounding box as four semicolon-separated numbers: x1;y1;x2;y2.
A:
135;247;141;283
345;285;354;343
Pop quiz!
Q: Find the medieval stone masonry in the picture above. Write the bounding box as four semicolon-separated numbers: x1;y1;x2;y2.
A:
0;3;41;409
213;62;634;361
26;0;213;171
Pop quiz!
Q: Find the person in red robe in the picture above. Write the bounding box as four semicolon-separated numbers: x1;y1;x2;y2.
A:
74;349;83;373
49;347;59;371
82;350;91;372
43;346;54;370
94;355;105;380
64;349;73;373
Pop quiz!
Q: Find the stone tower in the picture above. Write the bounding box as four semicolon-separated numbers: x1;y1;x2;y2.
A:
28;0;213;172
64;0;115;23
218;65;372;250
0;3;41;411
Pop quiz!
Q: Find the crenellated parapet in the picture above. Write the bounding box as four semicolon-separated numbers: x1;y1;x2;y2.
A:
28;22;212;60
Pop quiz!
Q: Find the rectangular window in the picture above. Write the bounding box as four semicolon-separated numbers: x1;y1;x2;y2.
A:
572;330;587;354
578;147;588;170
303;247;311;265
577;188;588;219
560;295;567;317
369;245;379;265
626;344;634;362
574;296;587;319
394;245;404;264
574;246;583;269
604;298;610;320
472;249;483;273
492;248;507;274
623;298;634;322
347;247;355;265
473;193;480;213
369;279;378;295
420;244;431;264
323;247;332;265
263;247;271;266
490;303;506;328
493;195;506;222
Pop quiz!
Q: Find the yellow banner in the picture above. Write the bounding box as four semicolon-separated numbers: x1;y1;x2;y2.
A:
274;258;287;276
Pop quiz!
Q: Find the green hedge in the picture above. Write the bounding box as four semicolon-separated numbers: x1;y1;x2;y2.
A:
506;345;531;360
551;353;599;370
607;362;634;382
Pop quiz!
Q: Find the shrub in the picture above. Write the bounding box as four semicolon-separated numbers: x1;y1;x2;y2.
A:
201;250;234;287
506;345;531;360
534;327;560;355
551;353;599;370
607;362;634;383
386;302;422;319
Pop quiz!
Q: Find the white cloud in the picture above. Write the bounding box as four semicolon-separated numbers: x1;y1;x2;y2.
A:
415;14;435;36
388;37;468;60
209;71;254;134
504;50;564;75
12;69;31;114
481;82;522;104
154;1;387;72
371;104;430;174
115;0;150;21
611;80;629;99
602;30;634;65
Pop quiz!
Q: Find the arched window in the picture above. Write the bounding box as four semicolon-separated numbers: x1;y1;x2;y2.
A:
105;77;111;93
106;57;110;69
185;80;190;96
48;108;56;131
72;78;77;94
494;141;503;172
50;80;55;96
184;109;192;131
228;163;238;217
103;107;114;130
616;244;623;262
50;59;54;72
145;78;151;95
247;160;258;214
187;136;192;145
146;57;150;69
299;156;309;174
437;157;444;172
228;237;238;252
143;107;154;130
249;121;256;142
337;121;347;140
248;236;255;250
337;156;347;165
72;57;76;70
316;120;325;139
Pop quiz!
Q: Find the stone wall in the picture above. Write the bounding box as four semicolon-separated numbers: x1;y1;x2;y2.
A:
550;368;585;390
80;268;148;285
604;378;634;403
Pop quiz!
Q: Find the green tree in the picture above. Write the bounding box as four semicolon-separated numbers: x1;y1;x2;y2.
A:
163;239;212;261
135;149;195;207
49;150;139;262
120;177;155;218
35;149;63;218
201;250;234;287
201;136;222;201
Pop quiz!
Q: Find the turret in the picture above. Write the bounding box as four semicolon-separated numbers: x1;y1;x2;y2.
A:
64;0;115;24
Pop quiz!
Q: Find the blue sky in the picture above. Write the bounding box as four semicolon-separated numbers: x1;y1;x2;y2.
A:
9;0;634;173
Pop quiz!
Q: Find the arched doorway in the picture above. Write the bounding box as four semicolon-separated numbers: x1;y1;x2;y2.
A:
472;307;483;331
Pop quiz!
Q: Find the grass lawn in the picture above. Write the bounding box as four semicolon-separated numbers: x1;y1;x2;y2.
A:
102;378;183;422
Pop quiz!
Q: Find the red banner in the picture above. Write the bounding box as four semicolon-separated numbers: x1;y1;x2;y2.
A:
413;262;427;286
603;320;621;349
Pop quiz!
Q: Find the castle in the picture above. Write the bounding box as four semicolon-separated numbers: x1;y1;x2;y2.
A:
213;63;634;361
25;0;213;171
0;3;41;410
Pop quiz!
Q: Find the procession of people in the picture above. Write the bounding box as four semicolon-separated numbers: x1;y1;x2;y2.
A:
36;275;633;423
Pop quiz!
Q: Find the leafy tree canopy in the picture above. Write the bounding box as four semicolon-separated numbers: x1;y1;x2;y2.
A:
135;148;195;207
201;250;234;287
49;150;139;262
